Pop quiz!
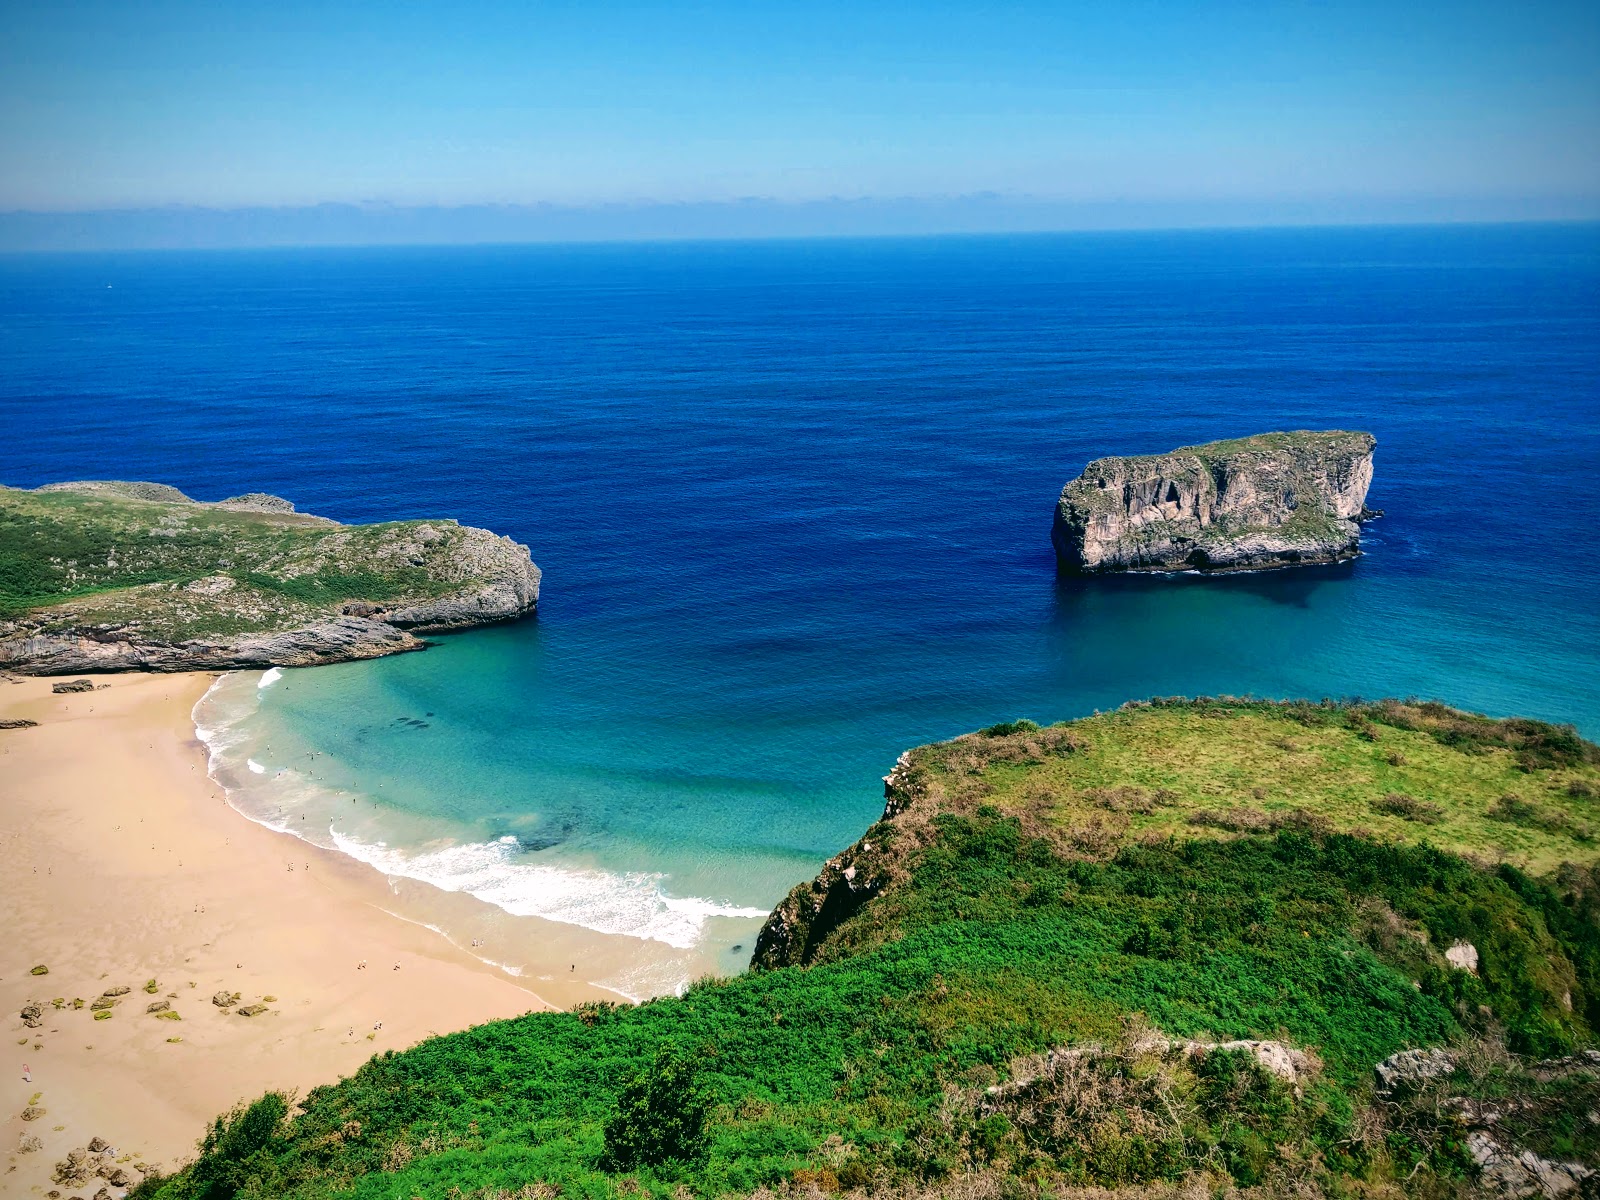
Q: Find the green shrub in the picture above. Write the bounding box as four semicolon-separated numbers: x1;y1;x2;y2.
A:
981;719;1040;737
603;1050;710;1170
188;1092;288;1199
1372;793;1444;824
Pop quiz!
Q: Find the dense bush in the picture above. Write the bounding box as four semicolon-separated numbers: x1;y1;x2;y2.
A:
604;1051;711;1170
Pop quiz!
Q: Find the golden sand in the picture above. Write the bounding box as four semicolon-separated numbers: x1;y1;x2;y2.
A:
0;671;667;1192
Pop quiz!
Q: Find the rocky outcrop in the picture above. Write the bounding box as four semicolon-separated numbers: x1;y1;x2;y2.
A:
1468;1131;1593;1198
750;830;893;970
985;1036;1316;1101
750;752;926;970
215;492;310;515
1373;1047;1600;1197
1052;430;1378;573
0;482;540;675
36;479;190;503
1374;1047;1456;1095
8;613;424;674
51;1141;137;1192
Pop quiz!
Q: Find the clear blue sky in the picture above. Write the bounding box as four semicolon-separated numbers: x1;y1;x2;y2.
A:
2;0;1597;219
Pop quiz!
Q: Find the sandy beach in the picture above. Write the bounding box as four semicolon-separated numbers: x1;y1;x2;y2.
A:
0;671;677;1196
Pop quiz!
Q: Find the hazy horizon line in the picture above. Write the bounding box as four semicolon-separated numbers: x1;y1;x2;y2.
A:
3;193;1597;254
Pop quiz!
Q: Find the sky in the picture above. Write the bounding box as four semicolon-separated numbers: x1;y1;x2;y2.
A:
2;0;1598;244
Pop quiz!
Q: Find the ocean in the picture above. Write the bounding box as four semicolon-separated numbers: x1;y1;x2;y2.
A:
3;224;1598;993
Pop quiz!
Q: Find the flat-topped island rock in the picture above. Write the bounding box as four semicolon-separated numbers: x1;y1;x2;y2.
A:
1052;430;1378;574
0;480;540;673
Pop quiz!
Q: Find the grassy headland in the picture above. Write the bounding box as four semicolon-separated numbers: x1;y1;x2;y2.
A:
129;697;1600;1199
0;481;538;669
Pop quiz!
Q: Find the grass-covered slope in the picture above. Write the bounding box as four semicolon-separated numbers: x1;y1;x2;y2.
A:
0;481;539;671
913;698;1600;874
136;699;1600;1200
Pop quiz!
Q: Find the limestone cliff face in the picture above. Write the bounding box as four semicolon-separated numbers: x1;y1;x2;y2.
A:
0;482;539;675
751;751;924;970
1052;431;1377;574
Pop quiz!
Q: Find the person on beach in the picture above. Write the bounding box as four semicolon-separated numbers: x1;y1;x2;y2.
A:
22;1063;30;1082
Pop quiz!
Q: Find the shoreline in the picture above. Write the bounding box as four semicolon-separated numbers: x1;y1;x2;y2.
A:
0;671;686;1193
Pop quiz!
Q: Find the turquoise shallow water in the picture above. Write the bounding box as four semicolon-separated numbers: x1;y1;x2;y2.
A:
5;226;1599;986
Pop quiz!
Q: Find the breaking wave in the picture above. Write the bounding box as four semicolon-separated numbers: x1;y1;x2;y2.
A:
193;671;767;950
328;831;767;950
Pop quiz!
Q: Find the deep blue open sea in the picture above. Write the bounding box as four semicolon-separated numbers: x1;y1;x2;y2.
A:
3;225;1598;990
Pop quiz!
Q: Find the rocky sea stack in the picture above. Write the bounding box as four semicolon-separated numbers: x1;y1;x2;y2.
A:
1052;430;1378;574
0;480;539;673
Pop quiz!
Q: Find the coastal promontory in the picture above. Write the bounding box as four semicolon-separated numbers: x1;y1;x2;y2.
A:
0;480;539;673
130;695;1600;1198
1052;429;1378;573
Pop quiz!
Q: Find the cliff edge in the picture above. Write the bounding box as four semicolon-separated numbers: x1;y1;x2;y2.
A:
0;481;539;673
1052;430;1377;573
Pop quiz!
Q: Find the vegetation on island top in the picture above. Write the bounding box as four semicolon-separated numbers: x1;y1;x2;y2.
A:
1168;430;1373;465
133;697;1600;1200
0;483;469;639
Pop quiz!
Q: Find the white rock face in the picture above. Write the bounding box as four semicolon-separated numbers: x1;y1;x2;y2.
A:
1445;940;1480;973
1374;1047;1456;1094
1053;430;1378;573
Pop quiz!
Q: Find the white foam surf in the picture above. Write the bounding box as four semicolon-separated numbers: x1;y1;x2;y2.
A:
328;830;768;950
192;672;769;952
258;667;283;689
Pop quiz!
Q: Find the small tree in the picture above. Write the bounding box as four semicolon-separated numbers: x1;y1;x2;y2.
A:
188;1091;288;1199
603;1049;709;1170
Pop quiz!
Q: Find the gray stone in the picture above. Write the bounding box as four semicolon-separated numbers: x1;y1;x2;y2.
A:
1183;1038;1311;1084
1468;1130;1593;1197
1374;1047;1456;1095
215;492;300;514
1445;940;1481;973
1052;430;1377;574
51;679;95;693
